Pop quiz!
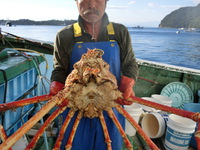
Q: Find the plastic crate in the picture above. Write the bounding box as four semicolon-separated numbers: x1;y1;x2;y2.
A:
0;68;38;135
5;68;36;103
6;111;30;136
0;83;5;104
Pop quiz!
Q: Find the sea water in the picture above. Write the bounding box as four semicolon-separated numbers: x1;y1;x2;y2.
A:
1;25;200;70
129;27;200;69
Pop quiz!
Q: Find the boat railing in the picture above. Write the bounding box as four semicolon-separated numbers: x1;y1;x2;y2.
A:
137;58;200;76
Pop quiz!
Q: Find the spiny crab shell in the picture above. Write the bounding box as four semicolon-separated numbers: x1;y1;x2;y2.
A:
62;49;122;118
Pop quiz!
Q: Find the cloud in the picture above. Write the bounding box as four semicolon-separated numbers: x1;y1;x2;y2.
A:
107;6;128;10
147;3;181;10
148;3;156;7
128;1;136;5
161;5;182;10
107;1;135;10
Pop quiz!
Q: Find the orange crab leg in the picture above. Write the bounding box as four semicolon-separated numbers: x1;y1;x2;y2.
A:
0;94;53;111
128;96;200;149
25;102;68;150
128;96;200;122
0;94;61;150
65;110;83;150
0;124;8;142
0;125;12;150
53;109;75;150
106;109;133;150
116;105;159;150
99;111;112;150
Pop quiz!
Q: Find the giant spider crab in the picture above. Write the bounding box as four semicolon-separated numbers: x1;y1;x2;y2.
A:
0;49;200;150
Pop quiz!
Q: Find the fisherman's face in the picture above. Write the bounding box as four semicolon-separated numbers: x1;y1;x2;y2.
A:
76;0;107;23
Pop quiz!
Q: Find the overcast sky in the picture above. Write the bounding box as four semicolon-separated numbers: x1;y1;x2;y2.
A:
1;0;200;27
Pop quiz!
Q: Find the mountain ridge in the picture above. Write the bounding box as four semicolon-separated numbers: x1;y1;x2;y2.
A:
0;19;77;26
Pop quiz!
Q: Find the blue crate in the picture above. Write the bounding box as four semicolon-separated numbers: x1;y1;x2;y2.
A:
0;68;38;135
5;68;37;103
0;83;5;104
6;111;29;136
21;89;36;116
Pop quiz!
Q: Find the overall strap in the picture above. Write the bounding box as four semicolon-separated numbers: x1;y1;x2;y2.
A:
73;22;116;43
106;23;116;41
73;22;83;43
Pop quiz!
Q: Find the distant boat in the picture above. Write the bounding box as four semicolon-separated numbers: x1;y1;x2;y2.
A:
5;21;12;27
176;28;200;33
132;25;143;29
184;28;200;33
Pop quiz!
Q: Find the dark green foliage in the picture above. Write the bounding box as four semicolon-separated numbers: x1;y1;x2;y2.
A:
0;19;77;26
159;4;200;28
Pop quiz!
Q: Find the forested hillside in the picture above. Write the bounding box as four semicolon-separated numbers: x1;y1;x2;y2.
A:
159;4;200;28
0;19;77;26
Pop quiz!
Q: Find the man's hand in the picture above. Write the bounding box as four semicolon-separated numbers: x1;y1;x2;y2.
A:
116;76;135;105
50;81;64;95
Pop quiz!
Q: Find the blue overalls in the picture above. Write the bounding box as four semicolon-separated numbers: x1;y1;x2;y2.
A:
61;22;125;150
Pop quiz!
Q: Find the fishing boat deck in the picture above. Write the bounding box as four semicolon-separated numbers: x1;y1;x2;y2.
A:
0;33;53;55
0;32;199;150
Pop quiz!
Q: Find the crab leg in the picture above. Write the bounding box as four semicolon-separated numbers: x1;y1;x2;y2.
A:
25;103;68;150
0;94;62;150
128;96;200;149
116;105;159;150
128;96;200;122
0;94;53;111
106;108;133;150
0;124;8;142
53;109;75;150
99;111;112;150
0;125;12;150
65;110;83;150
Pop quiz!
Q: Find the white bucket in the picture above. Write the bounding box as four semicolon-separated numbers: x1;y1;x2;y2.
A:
151;94;172;107
124;103;144;136
141;97;160;112
164;114;196;150
141;112;167;139
152;94;172;114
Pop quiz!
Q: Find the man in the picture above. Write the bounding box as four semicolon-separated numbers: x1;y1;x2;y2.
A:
50;0;138;149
